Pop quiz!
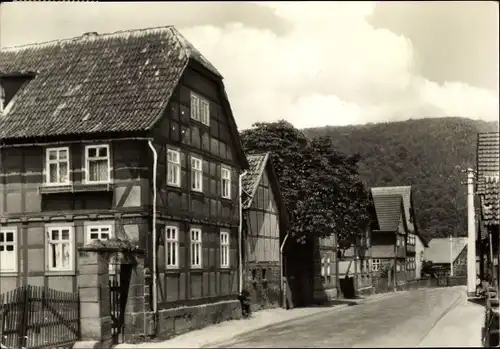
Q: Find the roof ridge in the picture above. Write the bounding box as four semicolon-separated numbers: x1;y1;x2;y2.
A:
1;25;177;51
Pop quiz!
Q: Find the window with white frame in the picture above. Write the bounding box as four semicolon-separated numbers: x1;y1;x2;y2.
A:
372;259;380;272
221;167;231;199
200;99;210;125
0;228;17;273
191;156;203;192
166;226;179;269
167;149;181;187
220;230;230;268
86;225;115;273
46;147;70;185
46;226;74;272
190;92;210;126
396;261;401;272
396;236;400;247
320;257;326;277
86;225;112;243
326;257;331;276
190;228;202;268
85;145;110;183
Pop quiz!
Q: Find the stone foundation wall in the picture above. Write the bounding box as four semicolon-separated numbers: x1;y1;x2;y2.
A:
243;262;281;312
155;300;241;339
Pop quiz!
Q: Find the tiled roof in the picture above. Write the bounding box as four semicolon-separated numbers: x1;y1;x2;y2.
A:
424;237;467;264
477;132;500;194
0;27;221;140
371;186;415;233
242;152;269;209
476;133;500;225
481;178;500;226
371;193;404;232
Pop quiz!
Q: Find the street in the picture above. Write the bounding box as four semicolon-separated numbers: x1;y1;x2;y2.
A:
210;287;469;348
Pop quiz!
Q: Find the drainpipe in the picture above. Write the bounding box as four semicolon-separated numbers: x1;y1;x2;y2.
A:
238;170;248;294
147;141;158;319
280;233;289;308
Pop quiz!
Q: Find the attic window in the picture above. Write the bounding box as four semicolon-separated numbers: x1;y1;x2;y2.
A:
0;73;36;114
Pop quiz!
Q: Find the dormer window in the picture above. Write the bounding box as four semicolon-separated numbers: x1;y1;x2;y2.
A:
0;72;36;114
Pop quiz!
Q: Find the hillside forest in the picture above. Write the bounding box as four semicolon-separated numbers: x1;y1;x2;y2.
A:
303;117;498;241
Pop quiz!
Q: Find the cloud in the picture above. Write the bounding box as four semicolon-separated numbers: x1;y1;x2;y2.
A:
2;2;498;130
180;2;498;129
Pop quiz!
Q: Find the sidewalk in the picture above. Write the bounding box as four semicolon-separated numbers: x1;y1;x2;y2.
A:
418;294;484;347
115;292;395;349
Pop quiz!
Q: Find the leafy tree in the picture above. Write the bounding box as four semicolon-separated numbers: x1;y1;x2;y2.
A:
303;117;499;241
240;121;371;247
310;136;371;254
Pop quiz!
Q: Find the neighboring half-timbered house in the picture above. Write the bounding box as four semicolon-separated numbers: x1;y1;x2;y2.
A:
371;186;422;281
476;132;499;283
241;152;289;311
0;27;249;335
370;192;408;285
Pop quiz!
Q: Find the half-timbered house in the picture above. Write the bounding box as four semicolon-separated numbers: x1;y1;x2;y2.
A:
241;152;290;310
371;186;422;281
370;192;408;285
0;26;249;338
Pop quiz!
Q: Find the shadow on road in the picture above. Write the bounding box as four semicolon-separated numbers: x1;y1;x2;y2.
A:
468;297;486;307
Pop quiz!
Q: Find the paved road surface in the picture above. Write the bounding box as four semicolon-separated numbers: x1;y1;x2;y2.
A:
211;287;465;348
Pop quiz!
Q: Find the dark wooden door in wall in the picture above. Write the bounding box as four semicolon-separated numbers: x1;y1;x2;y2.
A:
109;263;132;345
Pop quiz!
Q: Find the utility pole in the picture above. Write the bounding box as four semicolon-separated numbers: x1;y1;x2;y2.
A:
449;233;454;276
466;168;477;297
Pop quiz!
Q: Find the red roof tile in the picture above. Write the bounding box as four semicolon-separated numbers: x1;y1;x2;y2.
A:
0;27;220;140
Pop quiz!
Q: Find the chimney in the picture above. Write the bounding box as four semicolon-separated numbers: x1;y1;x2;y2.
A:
82;32;99;39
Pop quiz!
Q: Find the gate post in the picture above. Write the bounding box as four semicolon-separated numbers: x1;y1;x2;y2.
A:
122;251;154;343
18;285;30;349
74;247;113;349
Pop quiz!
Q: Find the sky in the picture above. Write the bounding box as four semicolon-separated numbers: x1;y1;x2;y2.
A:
1;1;498;130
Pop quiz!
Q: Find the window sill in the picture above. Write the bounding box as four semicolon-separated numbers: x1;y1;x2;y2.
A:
45;270;76;276
0;272;18;277
167;183;182;189
190;118;210;128
165;268;180;274
221;197;232;202
39;184;74;195
191;190;204;198
74;182;114;192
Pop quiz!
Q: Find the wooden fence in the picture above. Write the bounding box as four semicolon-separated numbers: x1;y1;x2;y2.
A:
0;285;80;349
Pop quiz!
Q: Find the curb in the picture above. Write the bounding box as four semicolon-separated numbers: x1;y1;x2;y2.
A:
417;291;464;345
